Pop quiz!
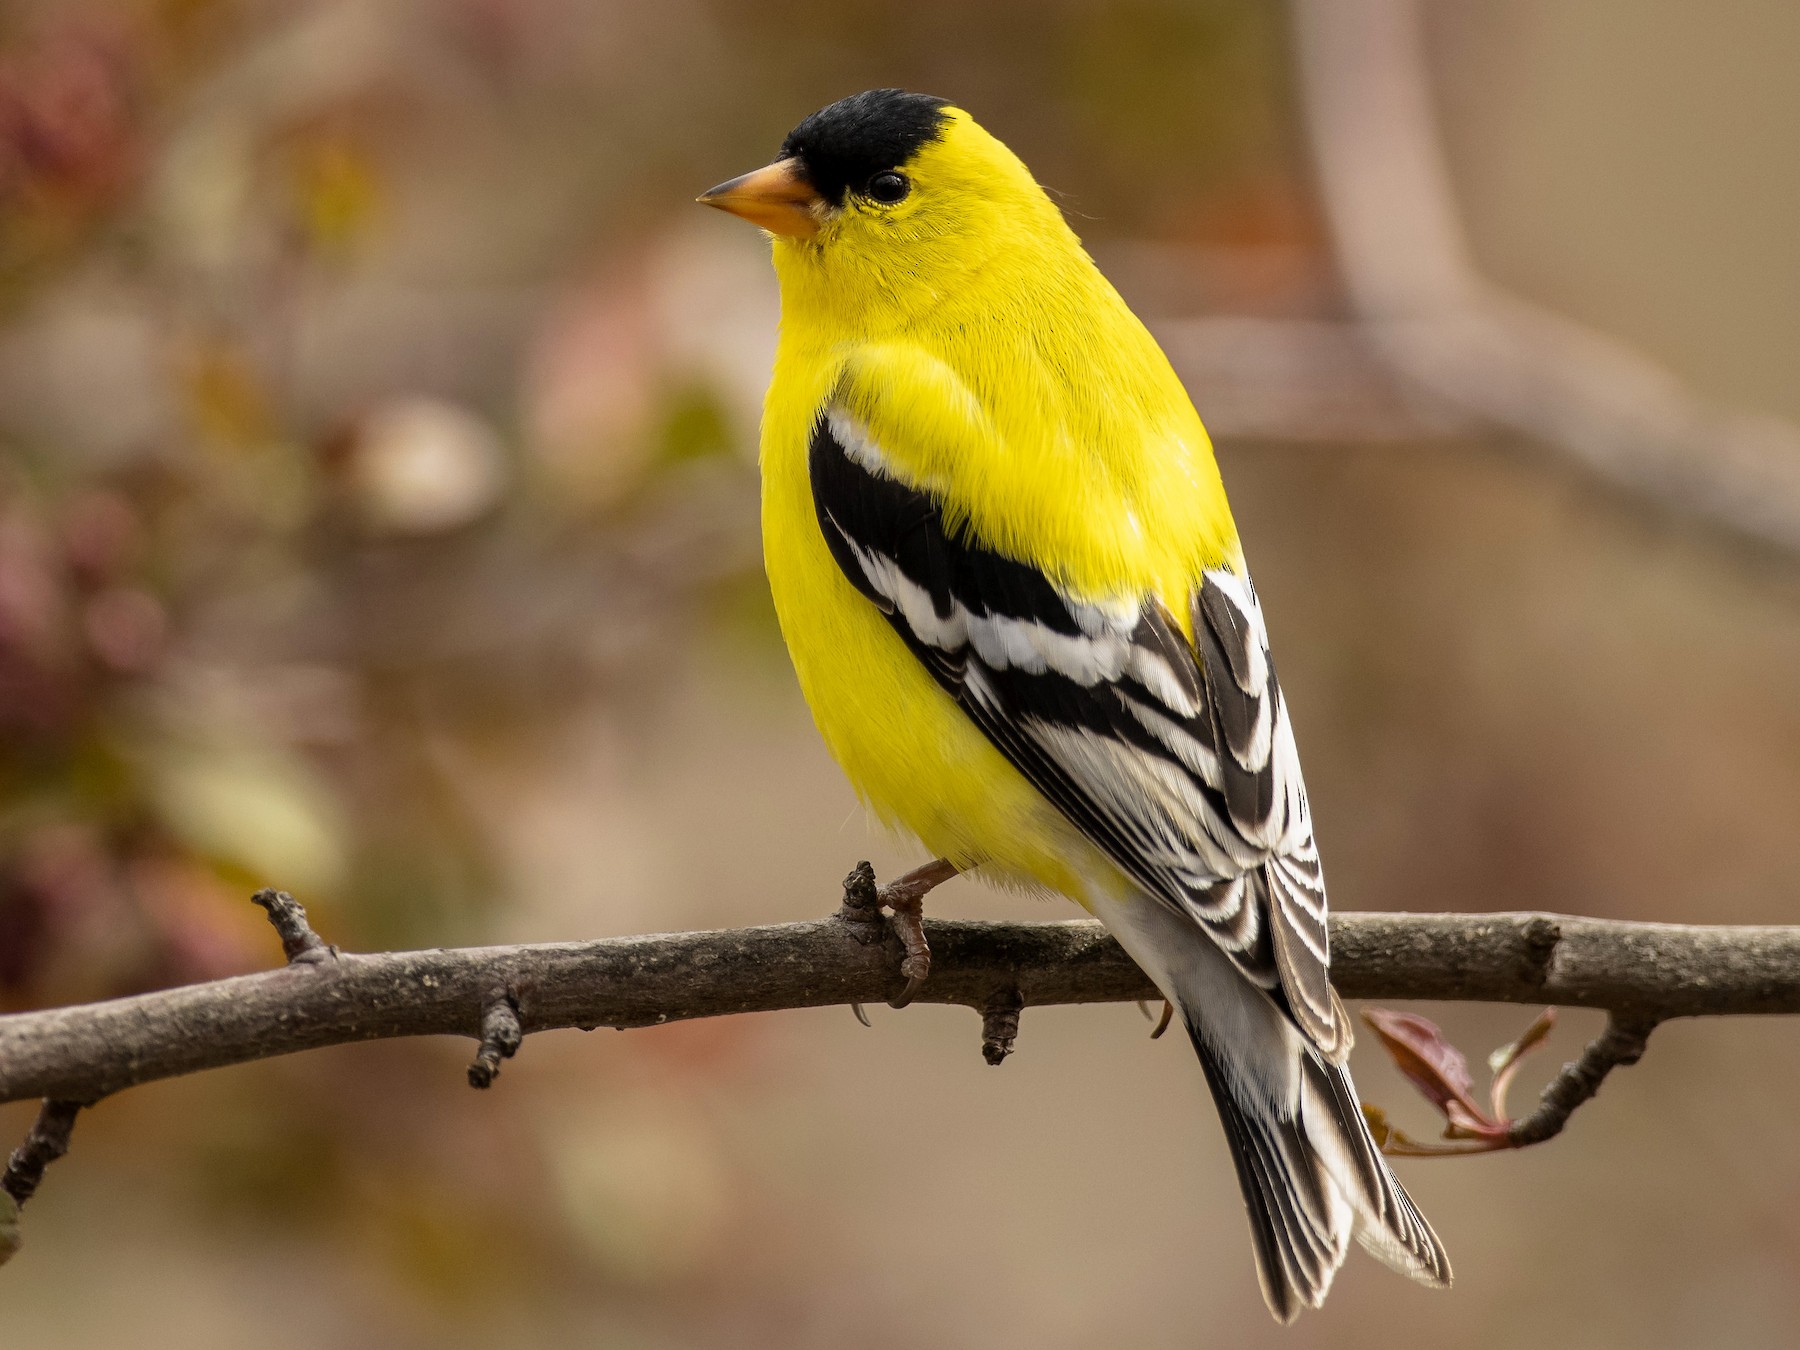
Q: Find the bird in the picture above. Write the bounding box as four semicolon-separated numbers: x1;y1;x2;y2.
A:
699;87;1451;1321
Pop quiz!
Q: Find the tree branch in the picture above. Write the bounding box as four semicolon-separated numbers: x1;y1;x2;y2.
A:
1506;1015;1659;1148
1;1100;82;1207
1289;0;1800;554
2;890;1797;1108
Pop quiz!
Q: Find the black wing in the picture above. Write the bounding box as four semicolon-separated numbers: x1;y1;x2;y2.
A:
810;410;1343;1053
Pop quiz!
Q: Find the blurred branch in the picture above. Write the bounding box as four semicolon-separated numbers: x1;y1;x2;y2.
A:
3;891;1799;1108
1154;316;1460;443
1289;0;1800;552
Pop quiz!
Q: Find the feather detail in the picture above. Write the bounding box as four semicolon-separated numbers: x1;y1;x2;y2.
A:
811;409;1346;1046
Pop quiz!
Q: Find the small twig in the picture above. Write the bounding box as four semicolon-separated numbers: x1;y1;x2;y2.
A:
1364;1005;1652;1155
2;1100;83;1208
250;888;331;965
1507;1016;1659;1147
836;861;884;932
466;993;522;1089
839;862;885;1027
981;990;1023;1066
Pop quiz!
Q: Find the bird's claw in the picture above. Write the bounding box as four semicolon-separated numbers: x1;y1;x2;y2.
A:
1151;999;1175;1039
883;890;932;1008
838;859;957;1010
1136;998;1177;1038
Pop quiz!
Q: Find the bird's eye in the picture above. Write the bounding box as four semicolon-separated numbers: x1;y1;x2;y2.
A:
865;171;910;205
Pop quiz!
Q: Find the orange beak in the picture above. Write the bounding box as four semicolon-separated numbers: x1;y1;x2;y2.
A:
697;158;823;239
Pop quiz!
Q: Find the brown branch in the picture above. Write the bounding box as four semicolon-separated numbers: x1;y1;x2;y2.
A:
2;1100;82;1208
1358;1006;1654;1156
1;893;1797;1109
0;883;1793;1243
465;991;522;1089
250;888;332;965
1506;1016;1659;1148
980;989;1024;1067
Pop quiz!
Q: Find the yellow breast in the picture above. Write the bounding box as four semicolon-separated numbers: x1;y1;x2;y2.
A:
755;157;1240;904
759;350;1114;901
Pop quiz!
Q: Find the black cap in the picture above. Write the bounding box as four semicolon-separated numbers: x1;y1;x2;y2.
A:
778;89;952;206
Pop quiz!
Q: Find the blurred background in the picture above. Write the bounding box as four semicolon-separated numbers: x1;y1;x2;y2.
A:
2;1;1799;1346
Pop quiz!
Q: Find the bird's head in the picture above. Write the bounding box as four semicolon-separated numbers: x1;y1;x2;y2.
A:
699;90;1067;328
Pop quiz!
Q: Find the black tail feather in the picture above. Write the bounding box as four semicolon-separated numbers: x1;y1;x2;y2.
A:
1188;1023;1452;1322
1190;1027;1346;1321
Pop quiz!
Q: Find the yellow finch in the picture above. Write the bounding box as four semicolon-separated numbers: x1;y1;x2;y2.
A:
701;88;1450;1320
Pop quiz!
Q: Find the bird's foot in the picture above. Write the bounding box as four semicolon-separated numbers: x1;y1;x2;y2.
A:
879;858;957;1007
838;858;958;1012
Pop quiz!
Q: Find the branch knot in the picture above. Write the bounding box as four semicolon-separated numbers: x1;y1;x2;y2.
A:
835;861;886;945
1520;916;1562;988
251;889;332;965
981;989;1024;1066
467;992;523;1089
